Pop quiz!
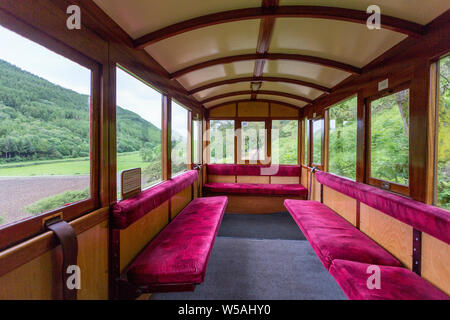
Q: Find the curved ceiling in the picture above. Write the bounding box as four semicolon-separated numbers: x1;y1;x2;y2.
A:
93;0;450;109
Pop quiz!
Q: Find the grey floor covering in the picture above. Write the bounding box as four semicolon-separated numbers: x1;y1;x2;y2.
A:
151;237;346;300
218;212;306;240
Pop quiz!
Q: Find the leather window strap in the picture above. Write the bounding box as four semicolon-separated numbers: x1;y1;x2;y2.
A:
45;218;78;300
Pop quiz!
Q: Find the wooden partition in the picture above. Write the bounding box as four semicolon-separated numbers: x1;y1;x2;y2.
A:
0;209;109;299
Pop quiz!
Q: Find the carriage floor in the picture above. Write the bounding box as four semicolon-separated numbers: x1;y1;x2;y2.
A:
151;213;346;300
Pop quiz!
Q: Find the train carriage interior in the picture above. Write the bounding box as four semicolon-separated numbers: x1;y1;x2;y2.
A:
0;0;449;304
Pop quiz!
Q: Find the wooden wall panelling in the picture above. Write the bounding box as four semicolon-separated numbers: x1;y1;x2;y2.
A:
270;103;299;118
0;209;109;299
225;195;303;214
311;173;321;202
359;204;413;269
238;101;269;117
170;186;192;220
119;202;169;272
301;166;308;188
271;176;299;184
421;233;450;295
208;175;236;183
237;176;270;184
322;186;357;226
209;103;237;118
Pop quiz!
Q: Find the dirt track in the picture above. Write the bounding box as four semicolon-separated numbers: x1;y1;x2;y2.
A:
0;175;90;226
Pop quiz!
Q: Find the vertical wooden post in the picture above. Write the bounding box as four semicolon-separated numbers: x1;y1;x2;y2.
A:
266;118;272;165
410;60;431;203
356;90;366;183
323;109;330;171
308;119;313;167
187;110;192;169
162;95;172;180
298;118;304;166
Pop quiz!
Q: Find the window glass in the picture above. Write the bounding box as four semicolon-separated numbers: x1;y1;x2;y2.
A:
437;56;450;209
241;121;265;162
272;120;298;164
210;120;234;164
171;102;188;176
329;96;357;179
370;89;410;185
116;67;162;192
193;119;201;164
303;119;309;165
312;119;323;164
0;26;91;226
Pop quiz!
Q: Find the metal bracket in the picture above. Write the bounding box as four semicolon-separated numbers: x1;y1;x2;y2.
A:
412;228;422;275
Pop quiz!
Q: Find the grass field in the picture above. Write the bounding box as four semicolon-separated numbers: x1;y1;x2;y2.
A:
0;152;147;176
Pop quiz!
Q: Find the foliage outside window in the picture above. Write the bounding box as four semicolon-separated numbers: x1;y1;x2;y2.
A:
436;56;450;209
370;88;410;185
116;67;162;192
241;121;265;162
0;26;91;226
303;118;309;165
272;120;298;164
329;96;357;180
210;120;234;164
312;119;323;165
171;102;188;176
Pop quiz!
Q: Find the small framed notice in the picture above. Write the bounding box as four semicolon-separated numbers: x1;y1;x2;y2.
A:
121;168;142;200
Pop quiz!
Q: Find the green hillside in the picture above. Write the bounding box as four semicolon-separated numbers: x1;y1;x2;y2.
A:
0;59;161;163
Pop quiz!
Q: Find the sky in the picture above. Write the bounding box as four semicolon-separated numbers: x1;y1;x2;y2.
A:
0;24;189;134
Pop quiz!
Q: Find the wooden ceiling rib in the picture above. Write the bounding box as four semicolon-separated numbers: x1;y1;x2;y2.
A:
188;76;331;95
170;53;361;78
200;90;312;104
133;5;425;48
208;98;302;111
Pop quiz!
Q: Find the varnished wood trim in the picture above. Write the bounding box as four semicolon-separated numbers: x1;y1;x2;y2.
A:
208;99;302;111
201;90;312;104
171;53;361;78
134;6;424;48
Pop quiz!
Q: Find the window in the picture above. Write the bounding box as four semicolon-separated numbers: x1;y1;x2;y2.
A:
210;120;234;164
303;118;309;165
193;118;201;164
241;121;266;162
272;120;298;164
312;119;323;165
436;56;449;209
369;88;410;186
171;101;188;176
116;67;162;191
0;25;93;227
329;96;357;179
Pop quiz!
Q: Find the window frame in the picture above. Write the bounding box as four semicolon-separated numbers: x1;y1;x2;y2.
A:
0;25;101;250
326;94;358;180
208;119;236;164
237;119;269;165
171;100;190;177
365;82;411;196
311;117;325;170
271;119;299;165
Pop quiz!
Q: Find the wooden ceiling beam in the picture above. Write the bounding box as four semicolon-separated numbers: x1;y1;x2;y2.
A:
200;90;312;104
207;98;304;111
134;6;425;48
170;53;361;78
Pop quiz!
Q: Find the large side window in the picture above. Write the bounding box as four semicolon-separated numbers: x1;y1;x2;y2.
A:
0;25;94;228
209;120;234;164
328;96;357;179
116;67;162;191
436;56;449;209
240;121;266;162
171;101;188;176
193;118;201;165
312;118;324;165
369;87;410;188
272;120;298;164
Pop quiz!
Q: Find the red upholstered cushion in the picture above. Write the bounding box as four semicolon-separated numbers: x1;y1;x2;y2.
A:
207;164;301;176
284;200;402;269
112;170;198;229
127;196;228;286
315;171;450;245
204;182;308;197
329;259;449;300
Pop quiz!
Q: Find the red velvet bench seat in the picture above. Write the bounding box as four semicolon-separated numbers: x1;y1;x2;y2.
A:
120;196;227;297
329;260;449;300
284;200;402;270
204;182;308;197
